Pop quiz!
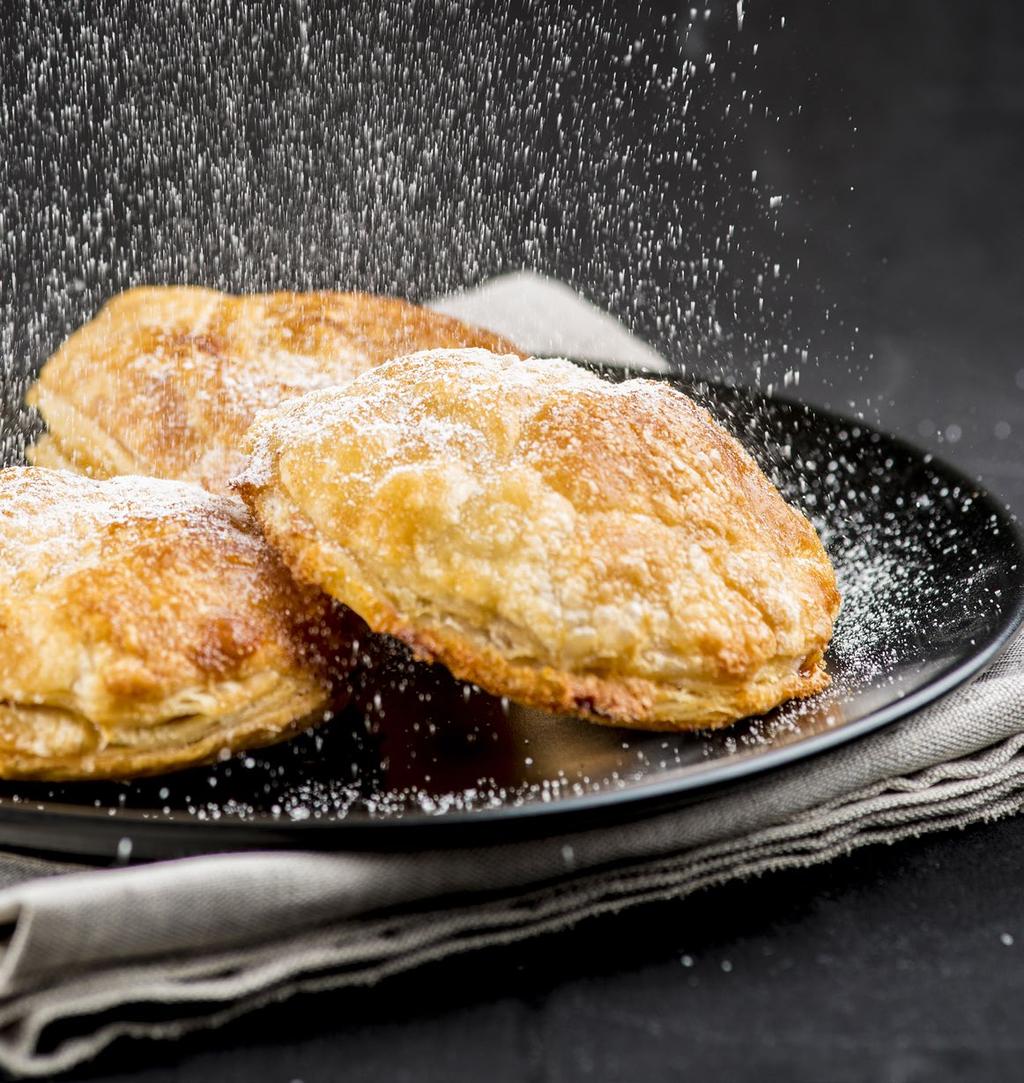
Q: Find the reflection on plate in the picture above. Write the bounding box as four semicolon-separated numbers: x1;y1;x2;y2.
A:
2;367;1022;859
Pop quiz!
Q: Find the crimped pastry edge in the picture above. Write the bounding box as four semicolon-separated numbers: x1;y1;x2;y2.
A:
0;678;330;781
236;479;830;732
26;385;144;478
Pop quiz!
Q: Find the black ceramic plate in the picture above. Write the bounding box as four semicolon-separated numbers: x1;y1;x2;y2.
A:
2;366;1023;862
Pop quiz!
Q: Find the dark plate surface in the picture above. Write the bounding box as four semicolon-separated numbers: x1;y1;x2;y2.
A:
2;365;1023;862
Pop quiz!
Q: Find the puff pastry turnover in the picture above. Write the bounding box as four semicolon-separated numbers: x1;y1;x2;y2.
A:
0;467;348;780
26;287;520;494
234;349;841;731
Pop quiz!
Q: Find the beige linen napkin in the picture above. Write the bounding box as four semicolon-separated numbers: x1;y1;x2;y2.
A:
0;272;1020;1077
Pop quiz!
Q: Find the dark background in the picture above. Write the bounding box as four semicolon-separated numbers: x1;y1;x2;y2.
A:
3;0;1024;1079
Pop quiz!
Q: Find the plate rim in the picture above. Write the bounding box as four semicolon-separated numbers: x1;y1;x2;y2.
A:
3;371;1023;857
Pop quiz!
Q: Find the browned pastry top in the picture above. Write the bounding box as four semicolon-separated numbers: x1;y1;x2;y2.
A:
0;467;346;779
26;286;521;493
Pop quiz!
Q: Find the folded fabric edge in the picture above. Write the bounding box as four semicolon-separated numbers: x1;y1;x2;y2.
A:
429;271;673;372
3;774;1023;1080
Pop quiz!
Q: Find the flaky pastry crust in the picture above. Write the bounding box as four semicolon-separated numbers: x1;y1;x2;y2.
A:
25;286;520;494
234;350;841;731
0;468;348;780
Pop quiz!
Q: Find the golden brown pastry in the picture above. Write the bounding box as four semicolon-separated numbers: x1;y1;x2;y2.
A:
0;467;351;780
234;349;841;731
26;286;520;493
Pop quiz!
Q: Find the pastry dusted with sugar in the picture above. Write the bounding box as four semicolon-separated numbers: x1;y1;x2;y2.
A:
234;349;840;731
26;286;520;494
0;467;351;779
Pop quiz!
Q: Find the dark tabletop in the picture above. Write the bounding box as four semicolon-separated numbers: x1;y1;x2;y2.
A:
6;0;1024;1079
